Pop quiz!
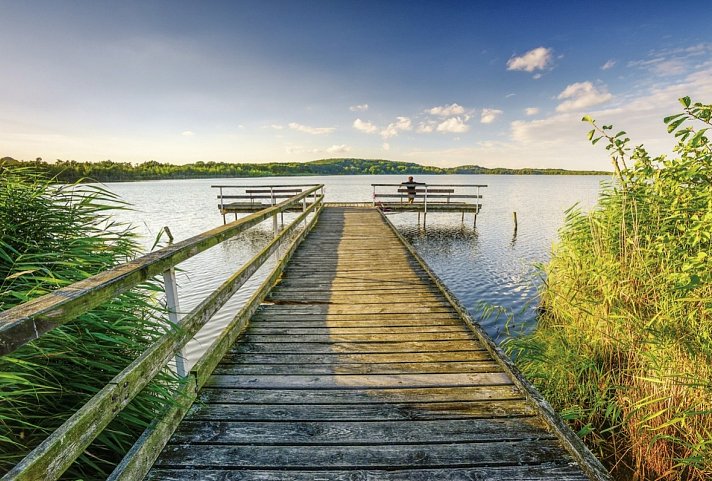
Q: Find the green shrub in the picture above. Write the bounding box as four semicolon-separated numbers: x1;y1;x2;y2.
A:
506;98;712;480
0;167;175;479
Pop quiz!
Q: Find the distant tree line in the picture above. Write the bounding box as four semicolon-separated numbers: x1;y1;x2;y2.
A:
0;157;610;183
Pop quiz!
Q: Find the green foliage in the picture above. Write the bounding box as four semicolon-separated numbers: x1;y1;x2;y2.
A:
0;167;175;478
0;157;610;183
507;98;712;480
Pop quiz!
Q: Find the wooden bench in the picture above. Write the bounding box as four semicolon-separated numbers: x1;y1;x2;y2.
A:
380;188;483;203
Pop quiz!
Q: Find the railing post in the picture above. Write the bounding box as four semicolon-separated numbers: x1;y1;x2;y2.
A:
270;187;278;237
424;184;428;214
372;185;376;207
160;227;186;377
162;267;186;377
219;187;226;225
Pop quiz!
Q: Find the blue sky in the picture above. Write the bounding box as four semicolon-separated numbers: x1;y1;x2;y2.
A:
2;0;711;169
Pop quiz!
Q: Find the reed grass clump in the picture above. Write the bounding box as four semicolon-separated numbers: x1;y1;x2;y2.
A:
0;167;175;479
505;97;712;480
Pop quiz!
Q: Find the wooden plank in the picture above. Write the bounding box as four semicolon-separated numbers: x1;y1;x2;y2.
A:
186;400;535;421
146;464;591;481
249;319;464;328
152;439;569;468
231;340;484;354
211;361;501;375
256;304;457;314
218;351;491;365
204;372;512;389
243;332;475;343
269;291;447;305
244;326;470;335
197;385;524;405
169;417;549;444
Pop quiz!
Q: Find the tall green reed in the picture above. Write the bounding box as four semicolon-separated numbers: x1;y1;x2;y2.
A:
505;98;711;480
0;167;176;479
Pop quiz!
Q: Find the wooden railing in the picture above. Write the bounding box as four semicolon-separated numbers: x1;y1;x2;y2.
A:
0;185;325;481
371;183;487;213
212;184;323;224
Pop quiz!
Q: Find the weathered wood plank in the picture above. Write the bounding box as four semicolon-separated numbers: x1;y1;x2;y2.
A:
204;372;513;389
153;439;570;468
197;385;524;405
251;312;459;322
218;351;491;365
231;340;484;354
248;319;464;328
266;294;449;304
145;464;591;481
169;417;549;444
242;332;475;343
245;326;470;335
256;304;457;314
212;361;501;375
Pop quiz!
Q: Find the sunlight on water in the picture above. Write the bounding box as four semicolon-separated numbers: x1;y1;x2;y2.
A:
103;174;606;363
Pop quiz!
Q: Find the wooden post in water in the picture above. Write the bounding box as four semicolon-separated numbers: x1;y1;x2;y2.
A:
513;211;518;233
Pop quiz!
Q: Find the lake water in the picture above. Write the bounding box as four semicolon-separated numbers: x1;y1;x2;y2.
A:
104;174;606;366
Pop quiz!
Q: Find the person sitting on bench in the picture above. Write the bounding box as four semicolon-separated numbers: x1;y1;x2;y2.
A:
401;176;424;204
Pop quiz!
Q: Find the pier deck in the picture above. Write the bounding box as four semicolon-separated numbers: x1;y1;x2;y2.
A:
146;207;599;480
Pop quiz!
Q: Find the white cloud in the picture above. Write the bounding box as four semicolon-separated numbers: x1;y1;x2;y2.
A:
436;116;470;133
507;47;553;72
629;57;689;77
326;144;351;154
556;81;613;113
350;104;369;112
381;116;412;139
270;124;284;130
285;145;320;154
427;103;465;116
353;118;378;134
601;59;616;70
417;122;436;133
286;144;351;155
288;122;335;135
628;44;712;77
181;130;195;137
480;108;503;124
382;142;390;151
525;107;539;116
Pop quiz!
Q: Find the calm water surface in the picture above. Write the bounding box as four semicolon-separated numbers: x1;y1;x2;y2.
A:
105;174;606;365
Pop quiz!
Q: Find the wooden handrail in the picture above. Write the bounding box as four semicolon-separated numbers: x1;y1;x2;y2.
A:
211;184;320;188
1;190;324;481
0;185;323;356
108;201;324;481
371;183;488;187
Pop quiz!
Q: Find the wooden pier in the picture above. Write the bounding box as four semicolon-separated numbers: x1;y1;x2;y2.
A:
0;190;610;481
146;206;605;480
